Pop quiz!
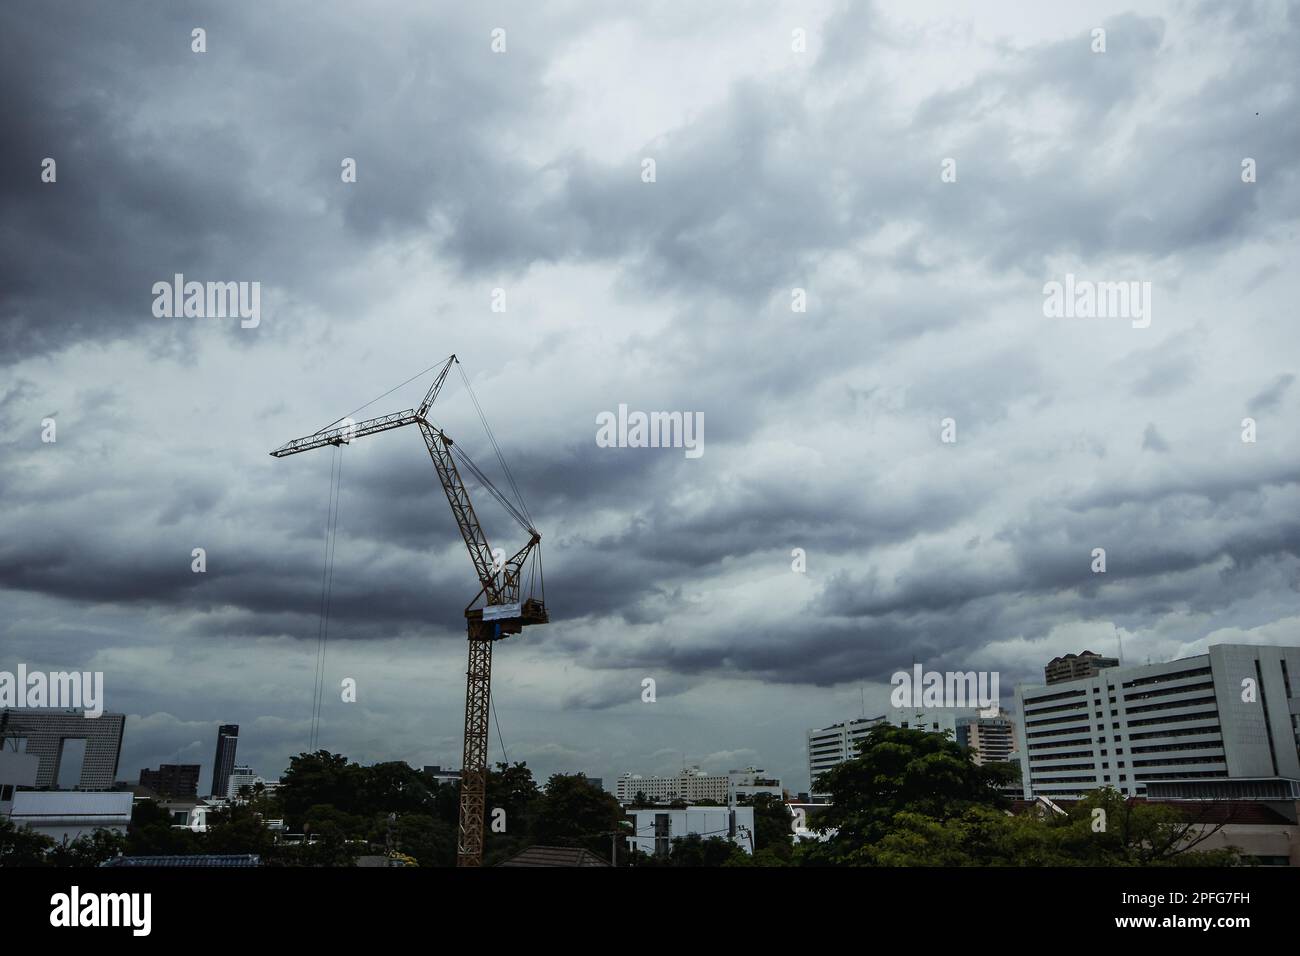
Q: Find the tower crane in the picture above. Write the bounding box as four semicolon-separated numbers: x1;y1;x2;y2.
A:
270;354;547;866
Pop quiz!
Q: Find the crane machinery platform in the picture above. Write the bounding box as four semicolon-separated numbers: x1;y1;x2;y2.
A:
270;354;547;866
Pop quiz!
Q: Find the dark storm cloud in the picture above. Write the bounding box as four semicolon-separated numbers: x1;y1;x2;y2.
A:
0;1;578;361
3;1;1300;788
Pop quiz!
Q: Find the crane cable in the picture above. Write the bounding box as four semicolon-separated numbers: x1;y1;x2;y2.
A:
447;361;544;603
491;693;509;765
311;445;344;751
456;362;534;529
313;357;452;435
449;444;532;534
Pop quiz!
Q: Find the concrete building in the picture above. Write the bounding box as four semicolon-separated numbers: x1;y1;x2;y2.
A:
0;709;125;790
1045;650;1119;685
623;806;756;857
421;765;460;786
728;768;782;805
226;766;276;800
8;790;133;843
0;747;41;812
807;716;887;796
210;724;239;798
614;767;729;805
888;707;958;738
139;764;200;798
1016;644;1300;800
957;709;1018;765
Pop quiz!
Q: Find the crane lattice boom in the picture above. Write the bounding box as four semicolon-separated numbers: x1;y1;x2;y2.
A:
270;354;546;867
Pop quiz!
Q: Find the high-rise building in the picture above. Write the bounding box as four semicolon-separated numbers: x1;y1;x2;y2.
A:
0;709;125;790
210;724;239;798
1016;644;1300;801
139;763;201;798
1045;650;1119;685
957;709;1017;765
807;716;886;796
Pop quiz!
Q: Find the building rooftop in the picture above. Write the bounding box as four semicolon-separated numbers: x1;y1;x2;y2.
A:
100;854;263;867
496;846;612;867
10;790;133;819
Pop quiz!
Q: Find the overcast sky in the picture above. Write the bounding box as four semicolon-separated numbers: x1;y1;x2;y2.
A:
2;0;1298;794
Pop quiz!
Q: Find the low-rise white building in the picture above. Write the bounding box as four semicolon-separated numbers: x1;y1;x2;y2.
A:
9;790;133;843
226;768;277;801
623;806;756;857
728;767;783;805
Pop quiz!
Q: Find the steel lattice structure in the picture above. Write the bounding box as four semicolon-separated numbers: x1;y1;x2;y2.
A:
271;354;546;867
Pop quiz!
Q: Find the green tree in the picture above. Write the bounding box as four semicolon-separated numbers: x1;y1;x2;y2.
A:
125;800;202;856
803;725;1006;864
278;751;366;827
799;727;1243;867
205;803;276;857
749;793;794;862
0;816;55;866
1041;789;1240;866
660;833;750;867
528;773;624;859
395;814;456;866
362;761;435;815
48;828;127;867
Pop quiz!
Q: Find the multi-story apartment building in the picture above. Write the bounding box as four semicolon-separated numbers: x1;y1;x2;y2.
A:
1016;644;1300;800
957;709;1017;765
1045;650;1119;685
139;763;201;798
614;767;730;805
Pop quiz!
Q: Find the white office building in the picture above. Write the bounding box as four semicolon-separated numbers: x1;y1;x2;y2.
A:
614;767;729;805
727;767;783;805
624;806;756;856
1016;644;1300;801
8;791;133;843
808;710;959;796
226;767;277;800
806;716;886;796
